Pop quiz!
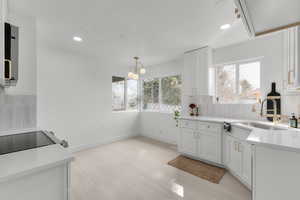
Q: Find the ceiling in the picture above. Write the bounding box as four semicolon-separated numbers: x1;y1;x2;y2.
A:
9;0;248;67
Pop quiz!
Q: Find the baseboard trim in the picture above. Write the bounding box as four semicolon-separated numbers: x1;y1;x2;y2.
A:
68;134;138;153
140;133;177;145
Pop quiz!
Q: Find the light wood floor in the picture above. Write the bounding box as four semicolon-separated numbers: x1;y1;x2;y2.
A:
71;136;251;200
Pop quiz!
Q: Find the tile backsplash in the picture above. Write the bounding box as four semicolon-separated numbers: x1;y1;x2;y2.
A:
183;94;300;121
197;95;261;120
0;94;36;131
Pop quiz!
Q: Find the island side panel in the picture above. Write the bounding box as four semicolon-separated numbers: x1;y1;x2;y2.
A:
253;146;300;200
0;164;69;200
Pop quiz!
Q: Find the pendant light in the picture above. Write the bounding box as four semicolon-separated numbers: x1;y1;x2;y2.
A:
128;57;146;80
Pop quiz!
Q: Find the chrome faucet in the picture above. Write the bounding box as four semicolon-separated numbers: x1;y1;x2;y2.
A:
260;98;280;124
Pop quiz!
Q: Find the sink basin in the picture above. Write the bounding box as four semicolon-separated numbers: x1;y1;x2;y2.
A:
237;121;288;131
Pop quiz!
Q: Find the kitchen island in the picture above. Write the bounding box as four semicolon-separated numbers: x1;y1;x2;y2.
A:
0;129;74;200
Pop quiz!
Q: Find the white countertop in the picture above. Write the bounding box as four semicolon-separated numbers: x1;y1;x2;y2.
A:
179;115;300;152
247;128;300;152
0;141;74;183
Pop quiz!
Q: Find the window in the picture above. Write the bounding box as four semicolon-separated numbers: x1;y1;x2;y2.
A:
142;78;159;110
142;75;182;112
161;75;182;111
112;76;138;111
127;79;138;110
215;61;261;104
112;76;125;111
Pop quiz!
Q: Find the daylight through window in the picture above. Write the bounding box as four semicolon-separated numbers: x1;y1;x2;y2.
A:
215;61;261;104
112;76;138;111
142;75;182;112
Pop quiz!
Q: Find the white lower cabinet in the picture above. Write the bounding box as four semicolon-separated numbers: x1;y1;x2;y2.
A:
225;134;252;188
226;135;242;176
241;141;252;186
198;131;221;164
179;129;198;156
178;121;222;165
178;119;252;189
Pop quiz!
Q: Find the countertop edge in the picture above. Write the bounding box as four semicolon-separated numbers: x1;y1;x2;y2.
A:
0;156;74;184
246;138;300;153
0;144;74;184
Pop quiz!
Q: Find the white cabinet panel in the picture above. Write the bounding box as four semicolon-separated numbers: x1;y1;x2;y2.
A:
182;47;211;116
241;141;252;186
284;26;300;92
179;129;197;156
226;135;242;177
198;131;221;164
178;120;222;165
225;134;252;188
183;50;198;96
0;164;70;200
183;47;210;96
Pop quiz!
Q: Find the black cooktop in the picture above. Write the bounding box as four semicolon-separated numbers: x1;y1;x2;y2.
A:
0;131;55;155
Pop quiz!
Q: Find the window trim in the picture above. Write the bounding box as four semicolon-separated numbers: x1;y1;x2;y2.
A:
214;58;262;104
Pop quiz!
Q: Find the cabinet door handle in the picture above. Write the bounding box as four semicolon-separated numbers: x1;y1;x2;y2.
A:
238;143;243;152
4;59;12;80
234;141;239;152
234;141;237;151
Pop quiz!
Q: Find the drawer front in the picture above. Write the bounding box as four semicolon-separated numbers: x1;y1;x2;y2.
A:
179;120;197;129
198;122;222;133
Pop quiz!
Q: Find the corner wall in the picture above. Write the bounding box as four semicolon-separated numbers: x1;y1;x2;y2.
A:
37;46;139;151
139;58;183;144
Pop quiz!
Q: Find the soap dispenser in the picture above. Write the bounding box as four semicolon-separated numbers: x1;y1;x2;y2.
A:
290;113;298;128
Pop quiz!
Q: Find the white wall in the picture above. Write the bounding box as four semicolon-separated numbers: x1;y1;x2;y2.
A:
213;32;284;96
37;46;139;151
213;31;300;117
139;58;183;144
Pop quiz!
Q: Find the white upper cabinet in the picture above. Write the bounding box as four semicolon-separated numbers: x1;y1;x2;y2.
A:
182;47;211;115
183;47;211;96
235;0;300;37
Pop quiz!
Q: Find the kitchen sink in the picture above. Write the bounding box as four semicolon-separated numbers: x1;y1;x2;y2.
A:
237;121;288;131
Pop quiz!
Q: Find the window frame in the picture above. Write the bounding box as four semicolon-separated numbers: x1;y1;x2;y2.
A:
214;58;262;104
141;74;182;113
112;76;138;112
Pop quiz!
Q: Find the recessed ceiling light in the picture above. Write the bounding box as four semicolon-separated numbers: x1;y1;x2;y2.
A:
220;24;231;30
73;36;83;42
